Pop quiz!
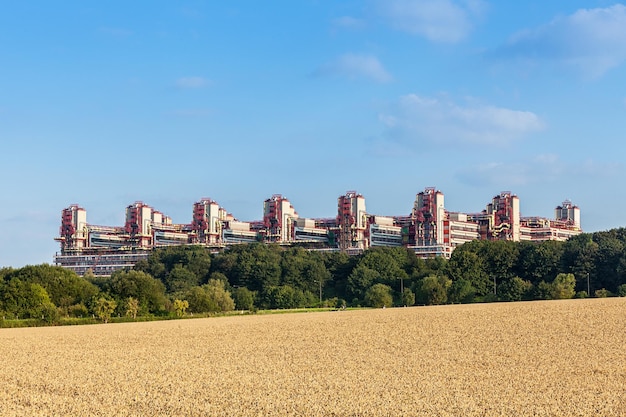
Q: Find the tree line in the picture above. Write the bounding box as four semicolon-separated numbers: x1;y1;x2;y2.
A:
2;228;626;324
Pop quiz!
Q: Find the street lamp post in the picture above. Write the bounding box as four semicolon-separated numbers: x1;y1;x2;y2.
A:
315;280;322;305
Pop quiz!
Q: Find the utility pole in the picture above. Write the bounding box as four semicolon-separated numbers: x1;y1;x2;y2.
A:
587;272;590;297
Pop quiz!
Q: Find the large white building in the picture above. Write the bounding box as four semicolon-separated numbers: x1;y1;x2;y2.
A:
55;188;582;275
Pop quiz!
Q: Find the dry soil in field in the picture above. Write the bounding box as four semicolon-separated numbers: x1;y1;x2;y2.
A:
1;298;625;416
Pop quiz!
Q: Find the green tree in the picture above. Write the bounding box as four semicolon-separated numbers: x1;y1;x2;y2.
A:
186;286;211;313
94;297;117;323
216;243;282;292
447;249;490;296
358;248;408;288
186;279;235;313
166;265;200;293
401;288;415;307
517;241;564;285
416;275;450;305
498;277;533;302
551;273;576;299
232;287;255;310
448;279;476;304
125;297;139;319
108;270;167;314
0;279;58;321
593;233;624;292
347;265;380;302
4;264;98;312
173;299;189;317
260;285;315;309
364;283;393;308
203;279;235;312
322;251;358;301
534;281;553;300
477;240;520;287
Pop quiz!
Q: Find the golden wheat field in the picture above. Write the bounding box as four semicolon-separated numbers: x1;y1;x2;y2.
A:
1;298;625;416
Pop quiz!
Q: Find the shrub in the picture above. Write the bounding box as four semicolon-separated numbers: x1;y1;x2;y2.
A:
594;288;612;298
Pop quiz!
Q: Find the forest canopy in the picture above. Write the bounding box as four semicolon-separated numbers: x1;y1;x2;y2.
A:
3;228;626;324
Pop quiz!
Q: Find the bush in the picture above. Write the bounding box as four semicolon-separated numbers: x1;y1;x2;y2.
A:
64;303;89;318
617;284;626;297
415;276;450;305
364;284;393;308
594;288;612;298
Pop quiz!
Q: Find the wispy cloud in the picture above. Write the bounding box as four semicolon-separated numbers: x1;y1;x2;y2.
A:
378;94;544;147
332;16;366;31
180;7;203;19
456;155;621;188
99;27;133;38
175;76;211;89
491;4;626;77
313;53;392;83
170;108;213;117
374;0;486;43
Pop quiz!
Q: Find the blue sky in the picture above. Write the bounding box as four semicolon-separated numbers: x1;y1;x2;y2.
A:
2;1;626;267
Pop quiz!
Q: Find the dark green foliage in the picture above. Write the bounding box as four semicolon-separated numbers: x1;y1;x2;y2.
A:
185;279;235;313
166;265;200;293
415;275;450;305
517;241;564;285
3;264;98;310
497;277;533;302
347;265;380;302
232;287;255;310
259;285;316;309
139;245;212;290
534;281;553;300
108;270;167;314
0;279;58;320
448;279;476;304
8;226;626;324
322;251;358;299
401;288;415;306
213;243;282;292
447;249;490;295
358;248;409;288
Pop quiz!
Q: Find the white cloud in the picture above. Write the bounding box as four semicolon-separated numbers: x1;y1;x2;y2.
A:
456;155;621;188
99;27;133;38
170;108;213;117
379;94;544;146
314;54;392;83
332;16;366;30
492;4;626;77
175;76;211;89
375;0;486;43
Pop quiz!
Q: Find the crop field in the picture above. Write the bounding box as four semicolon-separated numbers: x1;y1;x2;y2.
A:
1;298;625;416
